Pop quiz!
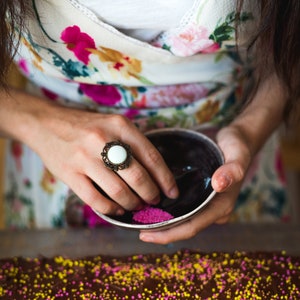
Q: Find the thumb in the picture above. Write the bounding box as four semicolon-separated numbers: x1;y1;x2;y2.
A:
211;161;245;192
212;126;252;193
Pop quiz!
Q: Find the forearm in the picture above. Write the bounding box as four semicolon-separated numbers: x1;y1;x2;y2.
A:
0;87;73;157
230;73;287;156
0;87;52;143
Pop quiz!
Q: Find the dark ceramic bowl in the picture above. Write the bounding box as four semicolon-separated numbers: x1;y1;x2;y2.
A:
94;128;224;230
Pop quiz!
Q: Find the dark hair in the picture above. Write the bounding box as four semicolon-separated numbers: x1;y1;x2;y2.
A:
241;0;300;121
1;1;300;119
0;0;31;89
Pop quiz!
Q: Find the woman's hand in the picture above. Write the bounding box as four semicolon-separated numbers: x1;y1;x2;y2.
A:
139;125;252;244
139;74;287;244
0;89;178;216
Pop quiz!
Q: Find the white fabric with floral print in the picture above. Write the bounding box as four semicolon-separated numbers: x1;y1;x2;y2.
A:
4;0;288;228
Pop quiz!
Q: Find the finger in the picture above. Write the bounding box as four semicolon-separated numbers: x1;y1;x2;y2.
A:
87;160;145;211
118;158;160;205
215;215;230;224
69;173;125;216
125;133;179;199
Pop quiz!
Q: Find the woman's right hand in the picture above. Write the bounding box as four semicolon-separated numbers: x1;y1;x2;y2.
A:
0;89;179;216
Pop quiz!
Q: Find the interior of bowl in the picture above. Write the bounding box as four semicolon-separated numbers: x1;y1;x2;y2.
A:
94;129;224;230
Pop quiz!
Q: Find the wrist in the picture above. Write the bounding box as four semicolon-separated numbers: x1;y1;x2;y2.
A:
230;74;286;155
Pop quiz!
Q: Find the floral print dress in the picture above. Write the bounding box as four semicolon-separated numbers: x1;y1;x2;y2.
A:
4;0;289;228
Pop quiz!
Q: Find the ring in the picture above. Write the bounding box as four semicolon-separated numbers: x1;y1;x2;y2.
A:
101;140;132;171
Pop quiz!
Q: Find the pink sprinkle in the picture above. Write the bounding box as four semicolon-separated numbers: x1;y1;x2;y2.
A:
132;206;174;224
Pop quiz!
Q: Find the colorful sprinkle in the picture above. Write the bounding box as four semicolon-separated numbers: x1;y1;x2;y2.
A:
132;206;174;224
0;250;299;299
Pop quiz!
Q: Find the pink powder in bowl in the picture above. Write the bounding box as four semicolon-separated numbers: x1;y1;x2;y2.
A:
132;206;174;224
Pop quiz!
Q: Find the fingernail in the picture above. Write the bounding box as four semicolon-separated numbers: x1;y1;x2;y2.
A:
116;209;124;216
135;203;145;211
140;233;154;242
151;195;160;205
218;174;232;191
168;186;179;199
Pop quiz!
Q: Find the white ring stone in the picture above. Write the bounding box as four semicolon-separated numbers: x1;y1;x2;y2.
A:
107;145;127;165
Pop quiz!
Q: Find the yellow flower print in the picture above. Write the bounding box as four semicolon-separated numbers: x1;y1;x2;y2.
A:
40;168;57;194
89;47;142;80
125;86;139;98
195;100;220;124
22;37;44;72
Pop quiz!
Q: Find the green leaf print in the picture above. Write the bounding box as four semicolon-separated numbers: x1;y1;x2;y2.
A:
147;111;195;129
162;44;172;52
19;196;34;206
52;211;65;228
55;58;95;79
209;12;253;46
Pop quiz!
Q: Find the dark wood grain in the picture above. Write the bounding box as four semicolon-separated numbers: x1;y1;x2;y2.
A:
0;223;299;258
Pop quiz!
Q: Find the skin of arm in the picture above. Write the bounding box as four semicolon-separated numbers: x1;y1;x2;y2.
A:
139;73;287;244
0;87;179;216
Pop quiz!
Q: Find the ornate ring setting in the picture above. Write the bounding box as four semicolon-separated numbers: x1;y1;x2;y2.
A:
101;140;132;171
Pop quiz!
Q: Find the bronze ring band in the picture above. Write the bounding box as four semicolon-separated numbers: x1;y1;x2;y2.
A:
101;140;132;171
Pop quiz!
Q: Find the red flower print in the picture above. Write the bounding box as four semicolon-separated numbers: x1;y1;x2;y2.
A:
61;25;96;64
11;141;23;171
79;83;121;106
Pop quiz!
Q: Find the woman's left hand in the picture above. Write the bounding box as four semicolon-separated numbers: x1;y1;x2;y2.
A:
139;125;252;244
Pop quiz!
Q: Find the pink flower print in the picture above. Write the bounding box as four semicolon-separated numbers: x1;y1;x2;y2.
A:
170;23;218;56
23;178;32;188
155;121;166;128
41;87;58;101
140;84;209;108
18;58;29;75
83;205;111;228
275;149;286;184
79;83;121;106
202;42;220;54
12;199;23;213
61;25;96;64
125;109;139;120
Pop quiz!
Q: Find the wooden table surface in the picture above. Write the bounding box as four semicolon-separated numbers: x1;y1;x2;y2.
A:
0;223;299;259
